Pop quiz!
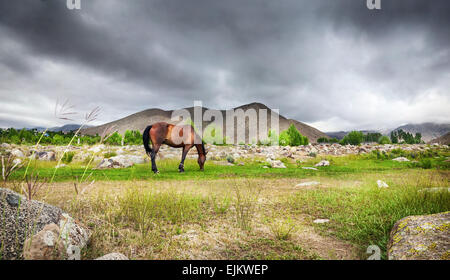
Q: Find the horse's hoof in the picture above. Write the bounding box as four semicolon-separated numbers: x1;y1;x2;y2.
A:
153;170;160;174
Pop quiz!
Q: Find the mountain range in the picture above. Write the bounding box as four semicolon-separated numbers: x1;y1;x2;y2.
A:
326;122;450;142
80;102;328;143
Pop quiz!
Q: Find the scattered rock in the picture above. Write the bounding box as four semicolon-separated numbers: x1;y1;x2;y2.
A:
37;151;56;161
313;219;330;224
377;180;389;188
388;212;450;260
97;155;144;169
0;188;62;260
0;188;91;260
296;181;320;187
23;223;66;260
315;160;330;167
270;160;286;168
302;167;318;171
1;143;11;148
95;252;129;260
11;149;24;158
392;157;410;162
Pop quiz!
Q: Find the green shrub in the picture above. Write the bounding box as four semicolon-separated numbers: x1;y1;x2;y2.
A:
279;125;309;146
61;151;75;164
341;131;364;146
103;151;117;158
378;136;391;144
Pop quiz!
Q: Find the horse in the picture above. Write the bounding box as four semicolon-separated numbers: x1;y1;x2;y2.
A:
142;122;207;173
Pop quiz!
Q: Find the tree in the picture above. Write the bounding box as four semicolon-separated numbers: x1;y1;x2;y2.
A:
279;125;309;146
378;136;391;144
341;131;364;145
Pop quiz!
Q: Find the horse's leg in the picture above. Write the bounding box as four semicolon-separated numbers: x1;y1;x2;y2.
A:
179;144;193;173
151;143;161;174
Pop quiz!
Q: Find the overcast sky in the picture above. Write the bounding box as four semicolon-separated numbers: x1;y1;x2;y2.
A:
0;0;449;131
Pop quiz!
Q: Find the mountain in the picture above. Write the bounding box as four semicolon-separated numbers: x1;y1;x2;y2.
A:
428;132;450;145
391;123;450;142
80;102;328;143
325;130;379;140
31;124;92;133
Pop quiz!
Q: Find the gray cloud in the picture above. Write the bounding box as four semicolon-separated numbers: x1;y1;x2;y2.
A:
0;0;449;131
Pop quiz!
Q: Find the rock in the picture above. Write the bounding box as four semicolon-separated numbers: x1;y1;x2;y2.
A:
97;155;144;169
270;160;286;168
0;188;91;260
1;143;11;148
302;167;318;171
0;188;62;260
95;252;129;260
392;157;410;162
296;181;320;187
388;212;450;260
377;180;389;188
59;213;91;258
11;149;24;158
315;160;330;167
88;144;105;153
37;151;56;161
313;219;330;224
23;223;66;260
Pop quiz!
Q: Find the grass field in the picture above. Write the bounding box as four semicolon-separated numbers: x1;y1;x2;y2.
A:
3;148;450;260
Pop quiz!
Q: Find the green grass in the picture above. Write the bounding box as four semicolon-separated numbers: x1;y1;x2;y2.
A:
10;154;448;182
288;173;450;259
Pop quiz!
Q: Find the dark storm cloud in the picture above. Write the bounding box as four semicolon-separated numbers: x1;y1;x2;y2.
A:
0;0;449;130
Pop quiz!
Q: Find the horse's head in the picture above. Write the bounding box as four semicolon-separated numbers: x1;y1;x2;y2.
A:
198;143;208;170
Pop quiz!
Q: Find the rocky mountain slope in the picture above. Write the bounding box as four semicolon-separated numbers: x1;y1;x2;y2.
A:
392;123;450;142
80;102;328;143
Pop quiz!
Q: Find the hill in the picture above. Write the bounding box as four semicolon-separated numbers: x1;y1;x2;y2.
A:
80;102;328;143
428;132;450;145
391;123;450;142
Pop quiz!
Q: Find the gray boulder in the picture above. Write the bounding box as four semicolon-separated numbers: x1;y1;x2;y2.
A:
387;212;450;260
11;149;24;158
97;155;145;169
36;151;56;161
315;160;330;167
0;188;91;260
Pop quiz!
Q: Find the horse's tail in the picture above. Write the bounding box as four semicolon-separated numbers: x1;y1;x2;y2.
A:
143;125;153;156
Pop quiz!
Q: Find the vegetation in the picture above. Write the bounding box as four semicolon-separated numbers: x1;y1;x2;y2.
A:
317;137;339;144
390;129;422;144
0;128;144;146
279;125;309;146
340;131;364;145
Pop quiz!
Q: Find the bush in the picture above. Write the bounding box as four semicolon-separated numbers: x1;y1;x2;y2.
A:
279;125;309;146
105;132;122;146
341;131;364;146
103;151;117;158
61;151;75;164
124;130;142;145
378;136;391;144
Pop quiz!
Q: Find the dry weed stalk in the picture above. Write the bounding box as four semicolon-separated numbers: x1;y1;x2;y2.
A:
22;172;46;200
2;154;20;183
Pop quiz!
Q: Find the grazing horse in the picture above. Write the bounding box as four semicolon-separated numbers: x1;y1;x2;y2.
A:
142;122;207;173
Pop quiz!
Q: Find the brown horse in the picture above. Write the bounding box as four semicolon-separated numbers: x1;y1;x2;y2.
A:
142;122;207;173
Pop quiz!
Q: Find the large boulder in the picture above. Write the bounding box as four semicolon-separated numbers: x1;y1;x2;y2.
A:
0;188;91;260
387;212;450;260
36;151;56;161
97;155;145;169
11;149;24;158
